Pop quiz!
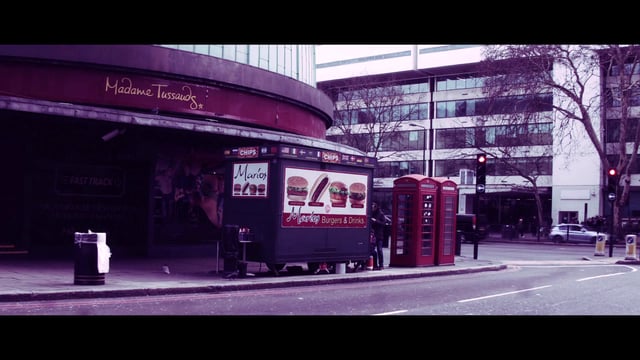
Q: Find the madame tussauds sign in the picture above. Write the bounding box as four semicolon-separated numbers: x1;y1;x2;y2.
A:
104;76;202;110
0;60;326;137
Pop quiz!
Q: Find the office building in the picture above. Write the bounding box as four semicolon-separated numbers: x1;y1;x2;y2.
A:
316;44;639;233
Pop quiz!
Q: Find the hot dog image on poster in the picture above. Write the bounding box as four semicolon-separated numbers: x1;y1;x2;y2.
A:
282;167;368;228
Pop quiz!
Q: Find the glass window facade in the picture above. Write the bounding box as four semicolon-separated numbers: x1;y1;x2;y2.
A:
325;71;556;182
435;123;552;149
158;44;316;87
435;94;553;119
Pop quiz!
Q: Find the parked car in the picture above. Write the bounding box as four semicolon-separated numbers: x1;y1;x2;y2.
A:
456;214;485;243
476;214;488;239
549;223;608;243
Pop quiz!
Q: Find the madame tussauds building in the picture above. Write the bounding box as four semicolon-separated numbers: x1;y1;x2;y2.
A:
0;44;355;258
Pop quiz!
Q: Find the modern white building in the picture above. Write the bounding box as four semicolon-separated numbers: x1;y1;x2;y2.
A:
316;44;639;234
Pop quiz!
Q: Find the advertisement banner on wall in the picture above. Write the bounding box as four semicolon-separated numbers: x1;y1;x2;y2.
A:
230;162;269;198
282;167;368;228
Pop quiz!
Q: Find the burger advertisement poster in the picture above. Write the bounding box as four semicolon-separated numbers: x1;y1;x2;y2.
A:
231;162;269;198
282;167;368;228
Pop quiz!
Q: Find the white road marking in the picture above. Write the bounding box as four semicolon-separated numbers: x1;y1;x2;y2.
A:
458;263;637;302
374;309;408;315
458;285;552;303
577;272;626;281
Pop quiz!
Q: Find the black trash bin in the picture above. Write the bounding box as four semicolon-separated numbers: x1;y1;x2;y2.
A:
74;232;106;285
222;224;240;275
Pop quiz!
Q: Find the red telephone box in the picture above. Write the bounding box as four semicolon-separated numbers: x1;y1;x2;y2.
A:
433;178;458;265
390;175;439;267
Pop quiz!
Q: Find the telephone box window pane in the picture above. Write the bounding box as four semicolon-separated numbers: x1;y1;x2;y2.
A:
395;193;415;256
421;238;432;255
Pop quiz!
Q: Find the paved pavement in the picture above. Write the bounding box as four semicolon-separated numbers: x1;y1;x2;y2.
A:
0;232;633;303
0;247;508;302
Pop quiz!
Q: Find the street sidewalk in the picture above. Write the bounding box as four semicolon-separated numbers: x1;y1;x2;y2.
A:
0;246;506;302
2;232;633;303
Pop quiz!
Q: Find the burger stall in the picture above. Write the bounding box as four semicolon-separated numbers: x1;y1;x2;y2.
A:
222;144;376;274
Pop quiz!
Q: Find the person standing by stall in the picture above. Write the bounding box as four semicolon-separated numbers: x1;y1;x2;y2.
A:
517;217;525;238
370;202;386;270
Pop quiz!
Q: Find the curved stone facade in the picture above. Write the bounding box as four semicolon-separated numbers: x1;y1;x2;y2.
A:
0;45;352;258
0;45;333;138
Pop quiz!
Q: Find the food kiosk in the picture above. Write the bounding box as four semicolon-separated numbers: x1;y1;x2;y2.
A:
389;175;458;267
222;144;376;273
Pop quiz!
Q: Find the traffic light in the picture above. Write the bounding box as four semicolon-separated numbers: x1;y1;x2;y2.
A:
476;153;487;194
607;167;618;201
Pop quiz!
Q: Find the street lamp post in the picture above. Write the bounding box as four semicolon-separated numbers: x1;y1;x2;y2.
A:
409;123;426;176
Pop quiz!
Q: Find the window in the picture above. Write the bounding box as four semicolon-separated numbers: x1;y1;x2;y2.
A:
492;157;552;176
435;74;485;91
434;159;478;177
435;94;552;119
435;128;474;149
374;161;418;178
610;62;640;76
606;87;640;107
459;169;475;185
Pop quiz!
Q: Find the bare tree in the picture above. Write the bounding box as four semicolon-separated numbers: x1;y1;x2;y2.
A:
603;46;640;235
324;78;426;162
480;44;640;240
473;115;553;239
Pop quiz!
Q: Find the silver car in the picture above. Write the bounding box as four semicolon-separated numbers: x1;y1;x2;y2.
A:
549;223;608;243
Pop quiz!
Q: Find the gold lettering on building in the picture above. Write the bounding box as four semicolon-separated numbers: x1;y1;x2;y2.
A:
105;77;203;110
